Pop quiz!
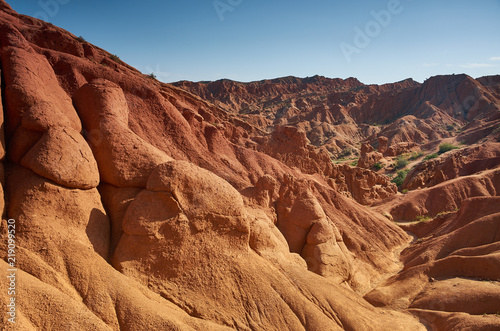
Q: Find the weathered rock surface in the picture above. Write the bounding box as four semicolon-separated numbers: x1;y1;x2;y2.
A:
0;1;499;330
20;127;99;189
358;143;383;168
403;142;500;190
73;79;172;187
366;196;500;329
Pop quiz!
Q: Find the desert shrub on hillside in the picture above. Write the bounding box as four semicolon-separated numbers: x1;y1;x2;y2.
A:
391;169;410;187
438;143;459;154
394;155;409;169
340;148;354;158
424;153;438;160
408;151;423;160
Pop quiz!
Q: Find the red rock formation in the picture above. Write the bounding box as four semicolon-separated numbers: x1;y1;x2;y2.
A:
383;142;420;157
403;142;500;190
366;196;500;329
358;143;383;168
0;1;499;329
177;72;500;160
0;2;424;330
375;168;500;222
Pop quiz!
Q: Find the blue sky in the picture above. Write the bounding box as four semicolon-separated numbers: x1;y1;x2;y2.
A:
8;0;500;84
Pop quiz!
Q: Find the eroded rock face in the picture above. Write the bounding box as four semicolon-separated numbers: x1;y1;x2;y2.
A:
2;46;82;134
276;184;353;283
20;127;99;189
358;142;383;168
366;196;500;329
403;142;500;190
329;164;398;205
0;1;499;330
73;79;172;187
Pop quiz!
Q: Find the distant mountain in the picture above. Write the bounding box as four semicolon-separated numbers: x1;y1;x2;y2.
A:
174;74;500;157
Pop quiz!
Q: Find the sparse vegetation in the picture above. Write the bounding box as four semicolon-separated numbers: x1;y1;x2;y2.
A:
76;36;86;42
408;151;424;161
148;73;157;79
424;153;438;161
446;124;455;131
415;215;432;223
438;143;459;154
110;54;120;62
350;161;358;167
339;148;354;158
391;169;410;187
435;209;459;217
373;162;384;171
394;155;409;169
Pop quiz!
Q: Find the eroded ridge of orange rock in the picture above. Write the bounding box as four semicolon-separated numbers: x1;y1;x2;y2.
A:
0;1;499;330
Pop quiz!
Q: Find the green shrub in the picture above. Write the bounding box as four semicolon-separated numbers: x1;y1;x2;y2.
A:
416;215;432;223
350;161;358;167
340;148;353;158
391;169;409;187
408;151;424;160
424;153;438;161
110;54;120;62
148;73;157;79
394;155;409;169
373;162;384;171
446;124;455;131
76;36;86;42
438;143;459;154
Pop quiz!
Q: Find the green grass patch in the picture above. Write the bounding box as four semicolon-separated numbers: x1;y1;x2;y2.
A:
415;215;432;223
408;151;424;161
438;143;459;154
424;153;438;161
391;169;410;187
394;155;409;169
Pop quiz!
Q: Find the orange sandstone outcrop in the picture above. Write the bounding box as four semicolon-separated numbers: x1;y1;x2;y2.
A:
0;1;499;330
403;142;500;190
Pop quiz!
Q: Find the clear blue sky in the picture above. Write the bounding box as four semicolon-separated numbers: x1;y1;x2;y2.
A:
8;0;500;84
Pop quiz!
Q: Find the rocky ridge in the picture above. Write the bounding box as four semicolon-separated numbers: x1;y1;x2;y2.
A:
0;1;499;330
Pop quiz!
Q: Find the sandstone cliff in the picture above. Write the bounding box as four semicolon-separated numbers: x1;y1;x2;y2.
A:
0;1;499;330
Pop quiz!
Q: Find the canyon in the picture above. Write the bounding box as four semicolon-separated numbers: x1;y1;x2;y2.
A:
0;1;499;330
